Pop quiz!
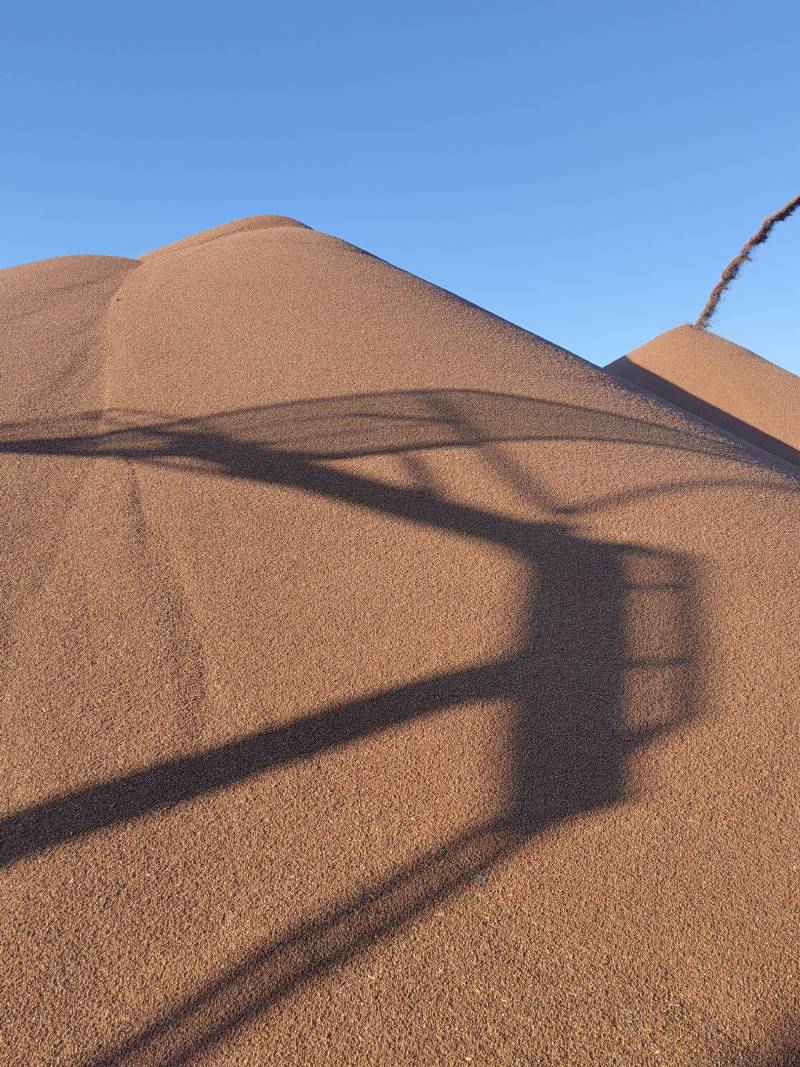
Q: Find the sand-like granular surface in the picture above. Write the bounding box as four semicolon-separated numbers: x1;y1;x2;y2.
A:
1;218;799;1066
607;324;800;470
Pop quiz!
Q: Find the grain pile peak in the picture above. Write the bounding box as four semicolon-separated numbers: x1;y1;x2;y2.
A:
606;323;800;470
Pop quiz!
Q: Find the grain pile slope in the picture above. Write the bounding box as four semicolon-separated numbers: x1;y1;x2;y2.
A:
607;323;800;468
2;218;799;1067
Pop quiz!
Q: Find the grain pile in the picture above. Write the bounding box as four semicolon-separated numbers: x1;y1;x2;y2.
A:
1;218;799;1066
607;324;800;469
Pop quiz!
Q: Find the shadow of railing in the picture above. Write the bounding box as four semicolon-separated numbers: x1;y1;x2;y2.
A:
1;387;787;1063
0;386;779;469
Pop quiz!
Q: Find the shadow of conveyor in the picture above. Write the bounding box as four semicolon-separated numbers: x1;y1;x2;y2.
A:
0;388;743;1064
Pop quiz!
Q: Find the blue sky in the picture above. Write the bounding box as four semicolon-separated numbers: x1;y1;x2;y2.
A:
2;1;798;373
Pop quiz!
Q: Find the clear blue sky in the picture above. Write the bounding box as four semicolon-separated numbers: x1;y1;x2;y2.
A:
3;1;798;373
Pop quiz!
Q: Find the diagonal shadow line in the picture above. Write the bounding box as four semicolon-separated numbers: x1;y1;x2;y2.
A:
87;823;511;1067
1;639;682;873
0;662;511;869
